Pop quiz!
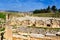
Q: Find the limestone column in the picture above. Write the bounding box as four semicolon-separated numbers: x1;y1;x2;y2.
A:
4;13;12;40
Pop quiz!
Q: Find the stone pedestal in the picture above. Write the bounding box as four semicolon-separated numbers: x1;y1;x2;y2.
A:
4;25;12;40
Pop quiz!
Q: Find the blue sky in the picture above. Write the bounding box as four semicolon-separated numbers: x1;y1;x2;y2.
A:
0;0;60;12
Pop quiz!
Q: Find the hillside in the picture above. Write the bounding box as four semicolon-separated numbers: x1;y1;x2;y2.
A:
32;13;60;18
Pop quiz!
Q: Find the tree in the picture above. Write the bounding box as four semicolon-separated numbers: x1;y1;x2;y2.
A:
33;10;40;13
58;9;60;13
51;5;57;13
46;6;51;13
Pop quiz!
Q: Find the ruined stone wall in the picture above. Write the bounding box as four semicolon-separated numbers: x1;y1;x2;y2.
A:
6;14;60;28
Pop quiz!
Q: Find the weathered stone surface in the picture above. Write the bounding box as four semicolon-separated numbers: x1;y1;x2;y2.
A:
6;15;60;28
